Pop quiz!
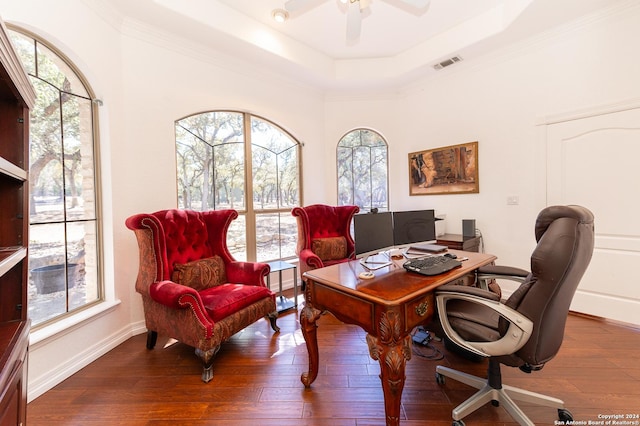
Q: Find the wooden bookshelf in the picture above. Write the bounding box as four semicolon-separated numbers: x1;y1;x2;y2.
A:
0;16;35;426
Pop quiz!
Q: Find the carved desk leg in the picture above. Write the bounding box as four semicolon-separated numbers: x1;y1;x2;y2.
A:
366;311;412;426
300;303;322;387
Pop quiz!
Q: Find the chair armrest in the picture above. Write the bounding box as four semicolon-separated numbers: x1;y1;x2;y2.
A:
477;265;529;287
299;248;323;270
149;281;214;339
437;283;502;301
225;261;270;287
436;286;533;358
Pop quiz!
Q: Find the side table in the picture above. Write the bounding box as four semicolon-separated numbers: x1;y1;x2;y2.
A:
266;260;298;313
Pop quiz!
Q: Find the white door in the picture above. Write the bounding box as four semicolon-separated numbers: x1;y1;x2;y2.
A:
546;105;640;326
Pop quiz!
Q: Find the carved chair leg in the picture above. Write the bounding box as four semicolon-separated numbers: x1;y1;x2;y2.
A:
146;330;158;349
268;311;280;332
195;346;221;383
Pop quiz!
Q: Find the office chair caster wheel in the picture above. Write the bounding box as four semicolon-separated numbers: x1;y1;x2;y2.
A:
435;372;445;385
491;400;499;407
558;408;573;422
452;420;465;426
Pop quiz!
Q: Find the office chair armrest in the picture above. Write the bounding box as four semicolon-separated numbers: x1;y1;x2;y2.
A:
476;265;530;290
436;289;534;358
437;283;501;301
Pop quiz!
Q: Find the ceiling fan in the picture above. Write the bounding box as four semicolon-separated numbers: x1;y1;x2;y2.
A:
284;0;431;42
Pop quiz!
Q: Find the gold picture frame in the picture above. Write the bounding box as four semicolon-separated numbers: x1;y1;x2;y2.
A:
409;141;479;196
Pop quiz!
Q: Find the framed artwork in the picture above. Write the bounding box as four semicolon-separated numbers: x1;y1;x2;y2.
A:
408;141;479;196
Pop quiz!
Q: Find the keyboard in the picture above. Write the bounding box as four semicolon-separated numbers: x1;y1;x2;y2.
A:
403;255;462;276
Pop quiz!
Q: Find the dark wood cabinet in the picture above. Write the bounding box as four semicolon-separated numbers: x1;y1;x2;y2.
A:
0;18;36;426
437;233;481;252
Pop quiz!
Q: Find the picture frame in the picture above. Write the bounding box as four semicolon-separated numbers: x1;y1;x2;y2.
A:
408;141;479;196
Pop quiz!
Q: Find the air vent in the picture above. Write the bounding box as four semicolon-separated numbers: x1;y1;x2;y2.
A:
433;55;462;70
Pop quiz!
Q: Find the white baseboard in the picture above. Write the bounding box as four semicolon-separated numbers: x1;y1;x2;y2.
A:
570;290;640;327
27;320;147;402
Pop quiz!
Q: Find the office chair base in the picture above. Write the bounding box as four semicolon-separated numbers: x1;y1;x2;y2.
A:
436;365;567;426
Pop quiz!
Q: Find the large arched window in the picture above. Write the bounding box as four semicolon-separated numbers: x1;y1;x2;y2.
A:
337;128;388;211
8;28;102;327
175;111;301;262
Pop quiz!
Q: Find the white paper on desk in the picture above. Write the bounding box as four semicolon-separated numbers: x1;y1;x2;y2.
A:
359;253;392;270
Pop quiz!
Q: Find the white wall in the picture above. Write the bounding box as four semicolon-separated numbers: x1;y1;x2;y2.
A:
1;0;638;402
326;4;640;279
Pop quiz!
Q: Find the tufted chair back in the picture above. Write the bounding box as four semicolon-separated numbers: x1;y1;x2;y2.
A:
147;209;237;281
292;204;359;279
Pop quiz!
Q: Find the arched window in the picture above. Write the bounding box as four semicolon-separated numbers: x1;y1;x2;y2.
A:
175;111;301;262
8;28;102;327
337;129;388;211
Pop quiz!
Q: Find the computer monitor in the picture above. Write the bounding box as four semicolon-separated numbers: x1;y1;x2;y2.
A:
392;209;436;247
353;211;395;259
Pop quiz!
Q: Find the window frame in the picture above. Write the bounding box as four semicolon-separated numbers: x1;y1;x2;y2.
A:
336;127;389;212
8;25;105;330
175;110;302;262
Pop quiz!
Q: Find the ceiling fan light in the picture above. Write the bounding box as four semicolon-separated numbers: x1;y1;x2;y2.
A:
272;9;289;23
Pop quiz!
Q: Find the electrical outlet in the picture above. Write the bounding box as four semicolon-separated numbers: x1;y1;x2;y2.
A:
507;196;519;205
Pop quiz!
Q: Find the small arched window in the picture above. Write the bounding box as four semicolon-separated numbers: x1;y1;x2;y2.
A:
337;129;388;211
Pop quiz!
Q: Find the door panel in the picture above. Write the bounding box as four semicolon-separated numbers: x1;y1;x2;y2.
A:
546;107;640;325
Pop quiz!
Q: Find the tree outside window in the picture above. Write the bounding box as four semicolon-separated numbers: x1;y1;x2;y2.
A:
8;28;101;327
176;112;300;262
337;129;388;211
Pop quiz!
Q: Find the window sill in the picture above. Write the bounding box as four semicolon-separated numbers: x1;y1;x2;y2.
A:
29;299;122;348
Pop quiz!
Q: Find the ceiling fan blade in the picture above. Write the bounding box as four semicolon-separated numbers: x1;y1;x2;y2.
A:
396;0;430;8
346;2;362;41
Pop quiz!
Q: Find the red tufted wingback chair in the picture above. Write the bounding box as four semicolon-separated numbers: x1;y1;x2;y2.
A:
126;209;279;382
291;204;360;282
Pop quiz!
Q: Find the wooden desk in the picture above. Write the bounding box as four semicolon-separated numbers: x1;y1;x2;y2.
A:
300;250;496;426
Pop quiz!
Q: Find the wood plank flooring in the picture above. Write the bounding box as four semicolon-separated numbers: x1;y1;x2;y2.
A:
28;300;640;425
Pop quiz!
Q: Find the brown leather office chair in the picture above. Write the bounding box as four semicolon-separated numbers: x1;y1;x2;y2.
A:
435;205;594;426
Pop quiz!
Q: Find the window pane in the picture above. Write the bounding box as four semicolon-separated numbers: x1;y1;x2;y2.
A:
62;94;96;220
371;145;388;209
279;213;298;259
28;224;67;323
176;112;245;211
36;42;88;98
337;147;354;205
8;32;35;75
176;126;213;210
67;221;99;310
214;142;245;210
228;215;246;261
30;79;65;223
255;213;297;262
251;117;299;210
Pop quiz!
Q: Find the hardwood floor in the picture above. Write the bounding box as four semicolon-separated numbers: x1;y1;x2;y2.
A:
28;299;640;425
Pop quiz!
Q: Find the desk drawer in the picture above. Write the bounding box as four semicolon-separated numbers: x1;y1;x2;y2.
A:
404;293;434;329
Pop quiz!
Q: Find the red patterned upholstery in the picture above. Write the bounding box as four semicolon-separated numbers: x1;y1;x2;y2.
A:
126;209;279;382
291;204;359;280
